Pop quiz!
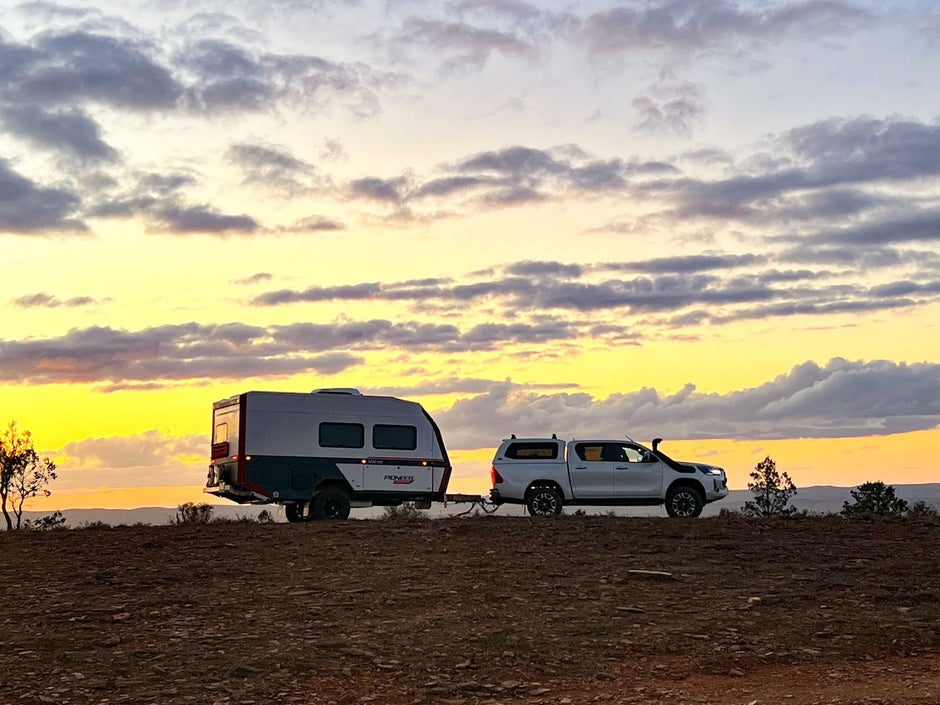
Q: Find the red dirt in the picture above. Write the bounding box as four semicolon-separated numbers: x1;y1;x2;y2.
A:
1;515;938;704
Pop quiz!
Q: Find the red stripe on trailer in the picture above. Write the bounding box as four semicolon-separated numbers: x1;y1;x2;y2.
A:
231;394;270;499
364;456;448;466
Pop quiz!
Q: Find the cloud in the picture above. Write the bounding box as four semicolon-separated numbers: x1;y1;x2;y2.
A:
250;254;940;323
227;142;321;195
84;171;256;236
5;30;182;109
151;204;258;235
232;272;273;285
364;376;581;397
57;430;207;489
12;292;98;308
178;39;381;117
0;106;119;163
0;159;86;234
434;358;940;449
0;317;582;386
632;83;704;137
389;18;538;70
809;210;940;247
62;430;204;469
650;118;940;223
345;145;676;219
580;0;868;56
273;215;345;233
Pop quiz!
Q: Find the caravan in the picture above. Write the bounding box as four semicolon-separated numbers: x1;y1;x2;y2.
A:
205;389;452;521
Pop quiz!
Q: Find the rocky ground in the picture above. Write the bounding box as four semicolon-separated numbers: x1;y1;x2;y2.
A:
1;514;938;705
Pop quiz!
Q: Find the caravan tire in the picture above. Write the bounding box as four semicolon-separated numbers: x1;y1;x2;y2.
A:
312;487;351;521
285;503;307;523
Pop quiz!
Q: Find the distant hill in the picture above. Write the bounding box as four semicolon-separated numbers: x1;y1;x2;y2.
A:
17;483;940;526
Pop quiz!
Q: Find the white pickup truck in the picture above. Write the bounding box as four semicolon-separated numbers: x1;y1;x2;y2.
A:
489;436;728;517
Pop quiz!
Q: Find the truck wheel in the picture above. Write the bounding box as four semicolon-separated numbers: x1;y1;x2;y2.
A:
526;485;562;516
312;487;351;520
665;486;704;518
285;503;307;523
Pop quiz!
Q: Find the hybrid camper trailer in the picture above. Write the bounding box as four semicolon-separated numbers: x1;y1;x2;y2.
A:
205;389;452;521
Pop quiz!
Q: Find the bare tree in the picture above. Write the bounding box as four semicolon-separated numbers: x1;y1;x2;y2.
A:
0;422;58;530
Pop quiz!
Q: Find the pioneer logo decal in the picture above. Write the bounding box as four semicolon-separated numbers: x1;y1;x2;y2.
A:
385;474;415;485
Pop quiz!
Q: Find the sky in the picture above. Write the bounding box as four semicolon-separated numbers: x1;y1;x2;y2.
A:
2;0;939;511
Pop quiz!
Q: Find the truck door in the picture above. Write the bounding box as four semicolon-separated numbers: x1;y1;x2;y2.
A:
569;442;615;498
612;443;664;497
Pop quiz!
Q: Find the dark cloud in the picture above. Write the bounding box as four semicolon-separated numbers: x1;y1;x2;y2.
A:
580;0;868;56
232;272;273;285
601;254;763;274
506;261;583;278
12;292;97;308
434;358;940;449
349;176;410;202
151;204;258;235
0;106;119;163
391;18;538;69
651;118;940;223
632;84;704;137
0;316;584;386
249;253;940;322
178;40;380;117
0;322;368;386
810;210;940;247
254;283;382;306
347;145;675;218
365;375;581;397
6;31;182;109
275;215;345;233
227;142;320;195
0;159;86;234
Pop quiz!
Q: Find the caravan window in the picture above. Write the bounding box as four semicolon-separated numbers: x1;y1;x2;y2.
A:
373;424;417;450
214;423;228;443
319;422;364;448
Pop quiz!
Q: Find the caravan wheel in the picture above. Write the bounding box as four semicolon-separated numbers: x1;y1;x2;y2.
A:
285;503;307;523
312;487;351;520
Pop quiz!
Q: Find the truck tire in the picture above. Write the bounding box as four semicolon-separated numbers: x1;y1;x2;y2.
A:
665;485;704;518
285;503;307;523
311;487;351;521
526;485;563;517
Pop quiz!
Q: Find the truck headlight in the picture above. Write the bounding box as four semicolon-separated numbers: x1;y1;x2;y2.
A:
697;465;723;476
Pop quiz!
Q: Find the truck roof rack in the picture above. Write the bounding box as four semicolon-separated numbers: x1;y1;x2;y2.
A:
311;388;362;395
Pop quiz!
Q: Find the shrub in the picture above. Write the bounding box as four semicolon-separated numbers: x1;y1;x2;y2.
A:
382;502;427;520
23;511;67;530
841;481;908;519
907;500;939;518
173;502;214;525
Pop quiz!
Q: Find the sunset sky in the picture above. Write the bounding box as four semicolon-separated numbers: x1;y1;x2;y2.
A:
2;0;939;511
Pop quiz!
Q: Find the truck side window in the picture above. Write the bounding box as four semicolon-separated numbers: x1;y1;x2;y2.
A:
319;422;364;448
506;442;559;459
373;424;417;450
575;444;604;461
